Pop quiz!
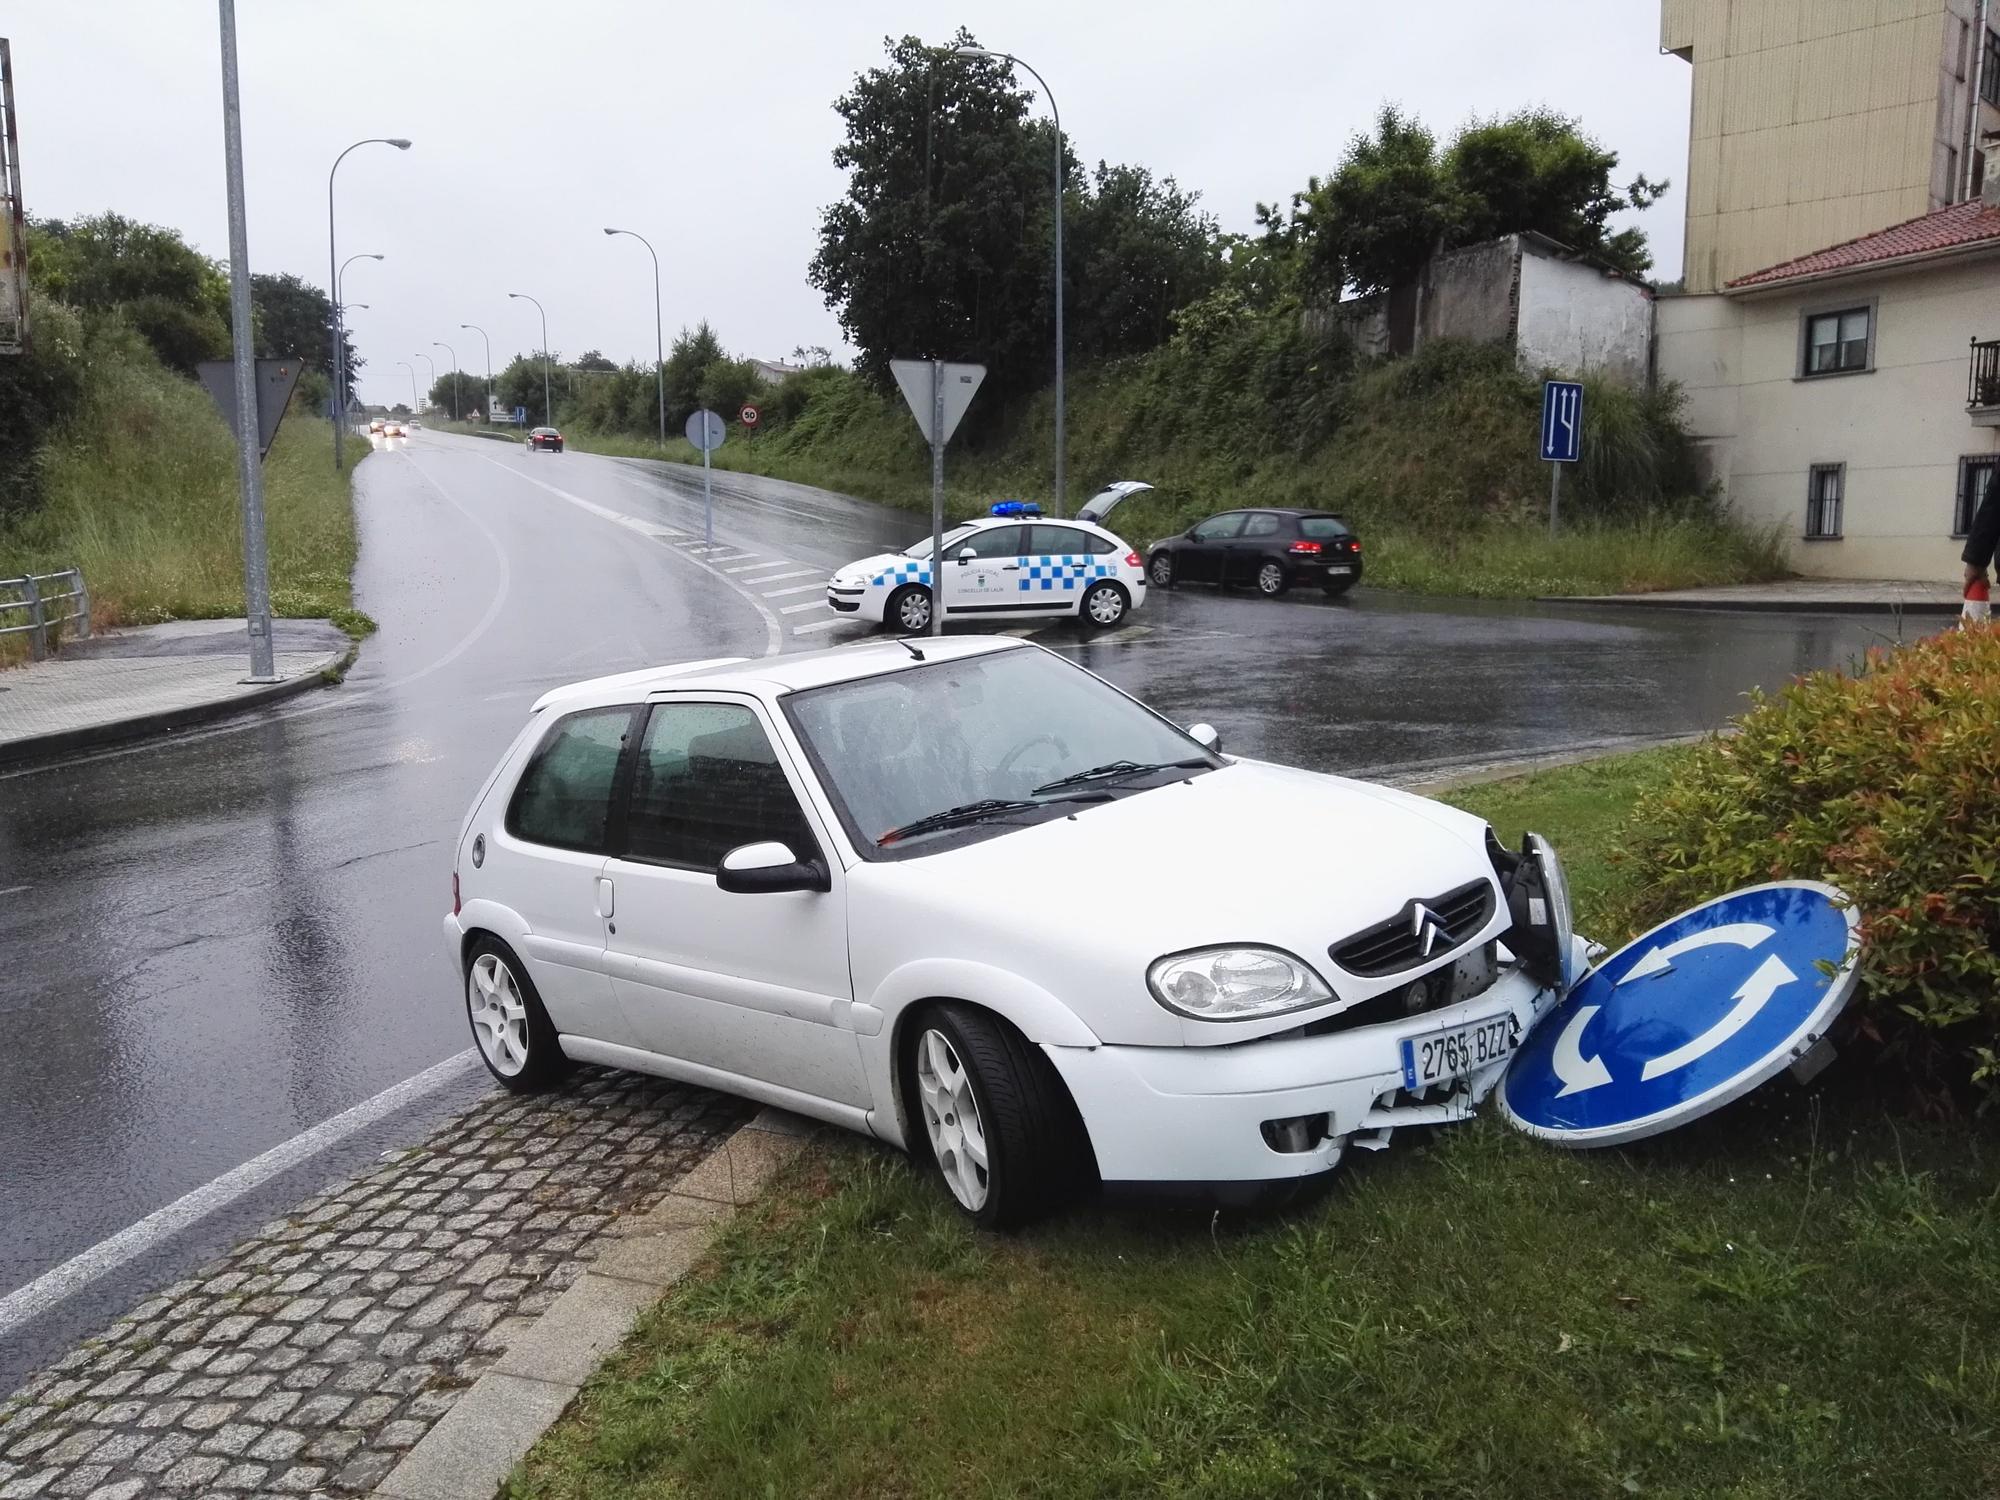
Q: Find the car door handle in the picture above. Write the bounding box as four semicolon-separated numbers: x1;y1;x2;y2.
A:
594;875;615;919
1001;563;1021;570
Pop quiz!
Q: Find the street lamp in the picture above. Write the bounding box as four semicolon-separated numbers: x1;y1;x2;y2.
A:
603;227;666;447
397;359;418;411
336;252;381;365
432;341;459;421
412;351;436;413
507;292;551;427
327;135;411;466
955;45;1065;513
460;322;492;422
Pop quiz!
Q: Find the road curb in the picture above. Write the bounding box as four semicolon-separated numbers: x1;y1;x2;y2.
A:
0;640;357;770
1544;594;1960;615
369;1107;812;1500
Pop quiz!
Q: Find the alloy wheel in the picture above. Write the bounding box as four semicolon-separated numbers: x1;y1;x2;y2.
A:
1148;554;1173;586
915;1027;989;1211
1258;563;1284;595
467;953;530;1077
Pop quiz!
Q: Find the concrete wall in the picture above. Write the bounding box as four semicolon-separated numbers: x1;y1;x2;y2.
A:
1662;0;1985;293
1417;239;1517;348
1516;250;1654;384
1656;252;2000;578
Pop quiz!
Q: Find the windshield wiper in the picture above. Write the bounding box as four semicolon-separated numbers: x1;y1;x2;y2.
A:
877;791;1111;846
1031;758;1212;796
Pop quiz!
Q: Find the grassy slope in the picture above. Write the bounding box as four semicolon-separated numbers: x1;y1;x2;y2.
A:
508;747;2000;1500
0;332;360;630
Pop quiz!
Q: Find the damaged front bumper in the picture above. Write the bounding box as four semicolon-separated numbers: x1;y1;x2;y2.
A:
1042;934;1596;1193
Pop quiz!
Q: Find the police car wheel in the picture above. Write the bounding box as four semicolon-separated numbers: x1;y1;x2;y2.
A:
888;584;932;633
1147;552;1175;588
1081;582;1128;629
1256;562;1290;597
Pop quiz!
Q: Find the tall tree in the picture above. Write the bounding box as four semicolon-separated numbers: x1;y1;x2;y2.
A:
1068;162;1224;363
27;212;232;373
252;271;357;382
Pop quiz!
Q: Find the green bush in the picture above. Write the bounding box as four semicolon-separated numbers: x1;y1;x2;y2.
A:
1624;627;2000;1090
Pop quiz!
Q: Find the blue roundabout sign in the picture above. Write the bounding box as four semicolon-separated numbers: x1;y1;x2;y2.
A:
1499;881;1860;1147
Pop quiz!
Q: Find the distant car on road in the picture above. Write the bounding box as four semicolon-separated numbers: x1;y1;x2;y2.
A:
1146;508;1364;598
369;418;386;434
408;418;423;431
826;504;1145;632
526;426;565;453
384;422;405;439
443;635;1584;1225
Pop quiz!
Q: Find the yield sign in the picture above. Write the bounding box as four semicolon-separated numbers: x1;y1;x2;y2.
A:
890;359;986;448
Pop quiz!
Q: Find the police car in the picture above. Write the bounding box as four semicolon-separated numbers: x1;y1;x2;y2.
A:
826;503;1147;632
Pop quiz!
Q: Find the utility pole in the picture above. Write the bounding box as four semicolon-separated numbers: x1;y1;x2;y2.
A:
217;0;276;682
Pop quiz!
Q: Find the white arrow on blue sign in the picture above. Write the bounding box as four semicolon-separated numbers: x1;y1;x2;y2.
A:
1540;380;1583;463
1498;881;1859;1147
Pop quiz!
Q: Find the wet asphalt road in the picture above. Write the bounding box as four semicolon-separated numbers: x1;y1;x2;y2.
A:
0;429;1893;1379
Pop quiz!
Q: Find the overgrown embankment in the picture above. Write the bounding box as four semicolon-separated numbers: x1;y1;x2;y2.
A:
0;305;362;635
575;331;1789;599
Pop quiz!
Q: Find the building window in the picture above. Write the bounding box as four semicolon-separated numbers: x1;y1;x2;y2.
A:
1985;29;2000;106
1802;307;1872;376
1806;465;1844;540
1957;456;1999;538
1959;18;1972;81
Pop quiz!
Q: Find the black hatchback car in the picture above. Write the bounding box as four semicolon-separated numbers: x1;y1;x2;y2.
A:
1145;508;1363;598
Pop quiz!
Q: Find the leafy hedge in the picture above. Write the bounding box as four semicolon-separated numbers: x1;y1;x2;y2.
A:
1625;627;2000;1090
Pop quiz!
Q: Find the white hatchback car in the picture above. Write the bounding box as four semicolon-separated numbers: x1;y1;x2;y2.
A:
826;507;1146;633
445;637;1584;1226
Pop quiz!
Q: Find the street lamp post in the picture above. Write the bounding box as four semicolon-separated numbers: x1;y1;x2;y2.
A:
336;253;380;389
412;351;436;413
397;359;418;411
432;341;459;420
460;323;492;422
327;135;411;467
508;292;551;426
603;227;666;447
956;45;1064;513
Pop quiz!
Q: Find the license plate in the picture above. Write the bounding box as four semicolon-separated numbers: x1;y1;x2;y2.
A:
1400;1012;1520;1090
1328;565;1355;574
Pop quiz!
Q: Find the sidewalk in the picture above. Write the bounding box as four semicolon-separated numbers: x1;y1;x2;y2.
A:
0;619;354;766
1553;579;1964;613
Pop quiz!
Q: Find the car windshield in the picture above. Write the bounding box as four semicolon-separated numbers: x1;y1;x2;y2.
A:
902;524;977;560
784;646;1219;857
1299;516;1352;539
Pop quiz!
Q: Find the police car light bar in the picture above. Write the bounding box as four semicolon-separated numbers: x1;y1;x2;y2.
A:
989;500;1043;517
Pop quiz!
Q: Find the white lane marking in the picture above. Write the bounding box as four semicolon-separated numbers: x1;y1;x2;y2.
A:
755;570;821;587
779;601;829;616
0;1051;483;1342
708;553;759;564
0;884;30;896
762;584;824;598
792;616;861;635
724;561;791;575
478;455;784;658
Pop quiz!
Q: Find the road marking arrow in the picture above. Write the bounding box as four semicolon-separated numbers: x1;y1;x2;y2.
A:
1639;952;1797;1082
1552;1004;1613;1097
1619;922;1774;983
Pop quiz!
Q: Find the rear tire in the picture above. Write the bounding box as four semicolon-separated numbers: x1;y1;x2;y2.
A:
905;1003;1093;1229
1256;560;1290;597
464;936;569;1092
887;583;933;633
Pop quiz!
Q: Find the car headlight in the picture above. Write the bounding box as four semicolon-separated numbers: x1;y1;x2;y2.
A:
1496;830;1577;992
1527;833;1576;990
1147;946;1334;1021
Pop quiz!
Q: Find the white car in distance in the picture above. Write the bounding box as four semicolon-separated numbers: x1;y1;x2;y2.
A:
445;637;1583;1226
826;504;1147;632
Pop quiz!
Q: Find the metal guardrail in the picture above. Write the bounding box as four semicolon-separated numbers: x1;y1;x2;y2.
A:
0;568;90;660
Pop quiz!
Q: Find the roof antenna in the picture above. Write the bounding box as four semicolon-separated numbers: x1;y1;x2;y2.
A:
898;636;926;661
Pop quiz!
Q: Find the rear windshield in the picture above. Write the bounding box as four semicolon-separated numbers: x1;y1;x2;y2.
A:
1298;516;1352;539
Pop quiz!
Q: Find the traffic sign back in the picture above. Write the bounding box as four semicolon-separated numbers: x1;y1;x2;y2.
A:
684;408;725;452
1540;380;1583;463
1499;881;1859;1147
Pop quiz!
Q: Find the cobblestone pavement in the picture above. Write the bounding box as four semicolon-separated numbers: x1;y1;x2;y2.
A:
0;1070;746;1499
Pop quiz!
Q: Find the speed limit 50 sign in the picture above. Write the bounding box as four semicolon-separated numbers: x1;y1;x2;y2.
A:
739;403;761;427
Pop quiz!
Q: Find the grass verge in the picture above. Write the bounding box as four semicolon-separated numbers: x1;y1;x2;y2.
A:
507;747;2000;1500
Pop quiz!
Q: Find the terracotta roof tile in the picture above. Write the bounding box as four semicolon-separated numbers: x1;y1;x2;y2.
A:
1727;200;2000;289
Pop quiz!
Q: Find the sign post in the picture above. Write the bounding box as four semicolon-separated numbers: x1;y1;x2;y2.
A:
683;408;726;546
889;358;986;636
1539;379;1583;536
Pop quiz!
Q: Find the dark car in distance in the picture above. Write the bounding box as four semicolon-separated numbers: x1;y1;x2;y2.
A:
1145;508;1363;598
525;426;565;452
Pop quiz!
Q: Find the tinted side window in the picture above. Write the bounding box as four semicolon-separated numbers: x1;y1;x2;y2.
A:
1192;513;1245;541
1027;524;1090;555
507;708;636;853
626;703;816;870
958;525;1028;559
1241;512;1283;538
1085;531;1118;555
1298;516;1352;539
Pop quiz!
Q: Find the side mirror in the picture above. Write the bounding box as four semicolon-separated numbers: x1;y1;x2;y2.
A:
956;546;978;563
1188;723;1221;753
1185;527;1201;541
716;841;829;895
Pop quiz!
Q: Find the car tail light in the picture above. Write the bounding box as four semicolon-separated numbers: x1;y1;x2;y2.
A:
1351;540;1363;553
1124;550;1141;567
1288;540;1322;556
452;870;461;916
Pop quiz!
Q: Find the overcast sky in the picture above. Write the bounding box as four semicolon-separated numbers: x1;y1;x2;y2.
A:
10;2;1691;407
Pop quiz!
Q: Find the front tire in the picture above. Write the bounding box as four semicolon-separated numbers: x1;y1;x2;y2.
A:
1147;552;1175;589
887;583;933;633
906;1003;1092;1228
464;937;569;1091
1256;560;1290;597
1080;581;1129;630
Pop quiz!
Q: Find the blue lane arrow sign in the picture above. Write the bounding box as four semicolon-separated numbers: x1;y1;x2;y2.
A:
1500;881;1859;1147
1541;380;1583;463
